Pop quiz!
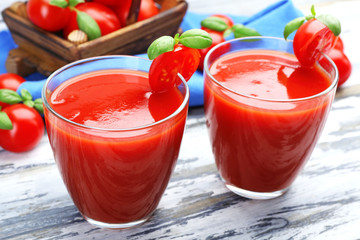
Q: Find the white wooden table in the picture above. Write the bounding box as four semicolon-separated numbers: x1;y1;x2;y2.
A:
1;0;360;239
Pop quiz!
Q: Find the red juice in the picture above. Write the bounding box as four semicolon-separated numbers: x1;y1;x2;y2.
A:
204;50;336;194
44;69;188;225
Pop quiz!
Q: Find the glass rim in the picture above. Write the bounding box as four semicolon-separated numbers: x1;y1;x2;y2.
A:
42;55;190;132
203;36;339;103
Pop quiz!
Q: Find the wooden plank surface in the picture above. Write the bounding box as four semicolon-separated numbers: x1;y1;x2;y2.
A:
1;0;360;239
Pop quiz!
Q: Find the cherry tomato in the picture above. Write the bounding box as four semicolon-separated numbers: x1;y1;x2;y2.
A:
63;2;121;39
92;0;129;6
293;19;337;67
115;0;159;26
0;73;26;109
149;44;200;92
138;0;159;22
0;104;44;153
27;0;71;32
334;37;344;51
327;48;352;87
198;30;225;71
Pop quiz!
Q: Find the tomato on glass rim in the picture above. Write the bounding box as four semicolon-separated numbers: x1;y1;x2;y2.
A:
284;5;341;67
149;44;200;92
147;29;213;92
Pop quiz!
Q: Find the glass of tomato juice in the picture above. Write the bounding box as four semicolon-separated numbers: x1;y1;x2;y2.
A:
203;37;338;200
42;56;189;228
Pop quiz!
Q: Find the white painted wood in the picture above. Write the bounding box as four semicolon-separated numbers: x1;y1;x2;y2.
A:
1;0;360;239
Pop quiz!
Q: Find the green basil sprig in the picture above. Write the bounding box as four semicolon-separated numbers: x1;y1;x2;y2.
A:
0;89;44;130
147;29;213;60
283;4;341;40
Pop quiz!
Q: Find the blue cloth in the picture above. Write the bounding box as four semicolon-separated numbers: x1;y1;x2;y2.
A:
0;0;303;106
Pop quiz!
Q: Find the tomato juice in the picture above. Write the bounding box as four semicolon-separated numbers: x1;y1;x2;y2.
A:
44;62;189;227
204;43;337;199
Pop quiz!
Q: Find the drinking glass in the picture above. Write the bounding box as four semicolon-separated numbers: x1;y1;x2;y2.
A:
203;37;338;199
43;55;189;228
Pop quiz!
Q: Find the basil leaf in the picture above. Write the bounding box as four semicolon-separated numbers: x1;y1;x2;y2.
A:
283;17;305;40
49;0;68;8
310;4;316;17
232;24;261;39
179;29;212;49
34;99;44;115
0;89;22;104
23;100;34;108
76;10;101;40
223;28;232;38
0;111;13;130
147;36;175;60
21;89;33;101
317;14;341;36
69;0;85;7
201;17;228;32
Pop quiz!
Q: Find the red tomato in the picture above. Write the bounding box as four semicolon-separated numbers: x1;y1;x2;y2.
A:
198;30;225;71
0;104;44;153
0;73;26;109
327;48;352;87
27;0;71;32
115;0;159;26
149;45;200;92
63;2;121;39
334;37;344;51
293;19;337;67
138;0;159;21
92;0;129;6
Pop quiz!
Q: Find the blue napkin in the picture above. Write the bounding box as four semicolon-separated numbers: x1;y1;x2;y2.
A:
0;0;303;106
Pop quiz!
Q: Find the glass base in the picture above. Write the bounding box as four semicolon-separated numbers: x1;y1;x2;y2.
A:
225;183;289;200
84;216;150;229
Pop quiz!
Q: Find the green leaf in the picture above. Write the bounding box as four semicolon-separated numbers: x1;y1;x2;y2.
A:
21;89;33;101
232;24;262;39
34;98;44;115
179;29;213;49
23;100;34;108
201;16;228;32
223;28;232;38
283;17;305;40
0;89;22;105
147;36;175;60
69;0;85;7
174;33;180;44
310;4;316;16
0;111;13;130
76;10;102;40
317;14;341;36
49;0;69;8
